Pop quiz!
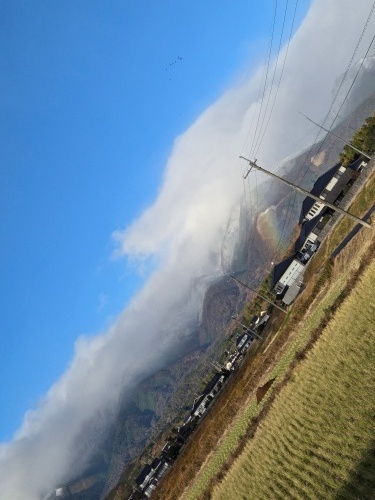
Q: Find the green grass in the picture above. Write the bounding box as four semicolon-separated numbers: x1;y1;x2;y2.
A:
181;270;349;500
148;170;375;500
213;259;375;500
180;203;375;499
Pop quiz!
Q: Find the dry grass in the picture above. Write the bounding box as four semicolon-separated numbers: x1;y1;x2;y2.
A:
152;331;287;500
153;228;374;500
213;257;375;500
152;170;375;500
179;211;374;500
107;168;375;500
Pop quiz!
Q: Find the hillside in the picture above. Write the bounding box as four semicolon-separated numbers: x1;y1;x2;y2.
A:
149;160;375;499
213;251;375;499
69;93;375;500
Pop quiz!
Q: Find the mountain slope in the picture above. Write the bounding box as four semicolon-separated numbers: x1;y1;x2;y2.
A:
65;90;375;500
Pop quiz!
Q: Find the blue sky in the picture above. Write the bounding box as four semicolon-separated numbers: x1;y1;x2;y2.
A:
2;1;375;497
0;1;314;442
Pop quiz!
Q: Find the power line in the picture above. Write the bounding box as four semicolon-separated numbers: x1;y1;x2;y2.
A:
248;1;279;160
298;111;372;159
252;0;296;158
230;276;287;313
290;0;375;190
243;1;301;270
260;10;374;269
241;157;371;229
231;316;263;339
243;1;375;275
254;0;300;159
330;33;375;129
252;0;289;156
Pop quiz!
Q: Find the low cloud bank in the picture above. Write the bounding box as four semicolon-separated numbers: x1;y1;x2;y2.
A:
1;1;374;498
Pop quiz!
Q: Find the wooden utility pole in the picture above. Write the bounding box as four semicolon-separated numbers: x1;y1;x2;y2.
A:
230;276;287;314
240;157;371;229
298;111;372;160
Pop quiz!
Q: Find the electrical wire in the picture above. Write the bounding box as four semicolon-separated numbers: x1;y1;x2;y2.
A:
290;0;375;190
240;1;283;272
330;33;375;129
252;0;291;157
254;0;300;159
243;0;302;269
269;2;375;265
248;1;279;161
241;0;375;290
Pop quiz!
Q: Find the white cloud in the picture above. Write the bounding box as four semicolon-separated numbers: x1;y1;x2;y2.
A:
1;1;374;498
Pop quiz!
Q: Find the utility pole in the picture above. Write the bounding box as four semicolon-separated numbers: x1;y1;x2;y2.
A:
298;111;372;160
231;316;262;339
240;157;371;229
210;360;224;372
230;275;287;314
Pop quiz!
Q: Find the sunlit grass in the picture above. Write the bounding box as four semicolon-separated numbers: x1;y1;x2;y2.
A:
182;246;370;500
181;284;345;500
153;171;375;500
179;196;374;499
213;259;375;500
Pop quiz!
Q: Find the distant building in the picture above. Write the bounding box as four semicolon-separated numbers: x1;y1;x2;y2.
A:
271;157;368;305
251;311;270;329
271;256;305;303
136;464;153;490
192;373;226;418
236;333;250;351
299;160;363;224
135;457;171;497
294;214;322;263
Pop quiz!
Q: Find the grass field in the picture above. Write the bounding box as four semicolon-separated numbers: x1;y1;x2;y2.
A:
213;257;375;500
108;165;375;500
169;171;375;500
149;169;375;500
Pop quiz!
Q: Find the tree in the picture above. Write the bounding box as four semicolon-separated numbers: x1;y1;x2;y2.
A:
339;116;375;166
